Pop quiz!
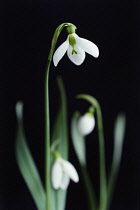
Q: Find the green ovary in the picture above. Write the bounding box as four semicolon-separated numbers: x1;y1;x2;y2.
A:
69;34;78;55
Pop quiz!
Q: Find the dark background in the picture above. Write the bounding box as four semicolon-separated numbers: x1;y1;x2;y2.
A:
0;0;139;209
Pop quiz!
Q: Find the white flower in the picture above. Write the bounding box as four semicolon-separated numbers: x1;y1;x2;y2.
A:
51;157;79;190
53;33;99;66
78;114;95;136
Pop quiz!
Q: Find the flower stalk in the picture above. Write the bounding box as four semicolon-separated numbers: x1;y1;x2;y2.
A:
44;22;77;210
77;94;107;210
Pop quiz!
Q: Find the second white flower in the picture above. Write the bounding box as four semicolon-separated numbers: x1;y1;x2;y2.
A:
78;114;95;136
51;157;79;190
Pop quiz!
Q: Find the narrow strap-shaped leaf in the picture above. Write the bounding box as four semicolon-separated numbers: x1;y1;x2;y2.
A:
15;102;46;210
50;77;68;210
107;113;126;207
71;113;97;210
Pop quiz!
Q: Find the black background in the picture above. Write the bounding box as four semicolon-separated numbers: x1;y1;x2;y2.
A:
0;0;139;209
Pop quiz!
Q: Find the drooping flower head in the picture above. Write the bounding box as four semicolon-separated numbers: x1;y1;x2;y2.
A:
51;154;79;190
53;25;99;66
78;113;95;136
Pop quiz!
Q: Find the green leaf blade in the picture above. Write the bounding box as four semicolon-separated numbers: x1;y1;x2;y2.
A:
15;103;46;210
113;113;126;166
107;113;126;208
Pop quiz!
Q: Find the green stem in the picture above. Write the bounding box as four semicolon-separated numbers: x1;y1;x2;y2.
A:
96;103;107;210
44;22;77;210
77;94;107;210
81;165;97;210
45;60;51;210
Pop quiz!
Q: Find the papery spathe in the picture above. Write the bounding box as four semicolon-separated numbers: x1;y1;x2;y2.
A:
53;33;99;66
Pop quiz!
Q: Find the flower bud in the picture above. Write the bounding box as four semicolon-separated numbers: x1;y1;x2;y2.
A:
77;114;95;136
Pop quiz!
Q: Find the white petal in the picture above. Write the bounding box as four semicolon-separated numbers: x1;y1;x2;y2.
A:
78;114;95;136
67;45;85;65
51;160;63;189
76;36;99;58
53;37;69;66
61;159;79;183
60;174;70;190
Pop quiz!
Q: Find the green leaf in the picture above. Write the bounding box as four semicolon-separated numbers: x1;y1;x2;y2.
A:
50;77;68;210
15;102;46;210
107;113;126;207
113;114;126;165
71;113;86;166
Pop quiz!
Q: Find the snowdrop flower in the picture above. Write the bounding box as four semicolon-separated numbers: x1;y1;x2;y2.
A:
53;31;99;66
78;114;95;136
51;157;79;190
